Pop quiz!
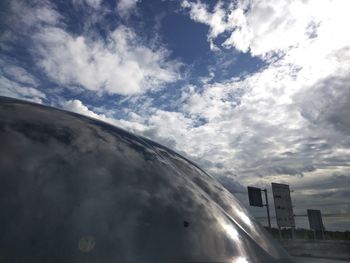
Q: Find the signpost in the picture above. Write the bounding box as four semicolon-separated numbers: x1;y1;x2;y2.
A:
247;186;271;230
307;209;325;240
271;183;295;239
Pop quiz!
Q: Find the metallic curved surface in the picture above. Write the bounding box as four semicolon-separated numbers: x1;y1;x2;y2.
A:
0;96;292;262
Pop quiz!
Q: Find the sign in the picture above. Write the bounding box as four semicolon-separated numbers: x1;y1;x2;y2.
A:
247;186;263;207
272;183;295;227
307;209;324;231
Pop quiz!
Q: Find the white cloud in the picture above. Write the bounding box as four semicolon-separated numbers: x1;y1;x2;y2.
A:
0;58;46;103
182;1;230;39
83;0;102;9
64;99;107;120
63;99;149;134
10;0;62;28
117;0;139;18
0;75;46;103
181;1;232;51
182;0;350;59
1;63;38;87
5;0;180;96
33;25;180;96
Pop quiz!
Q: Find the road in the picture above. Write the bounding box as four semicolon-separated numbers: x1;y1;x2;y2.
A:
292;256;349;262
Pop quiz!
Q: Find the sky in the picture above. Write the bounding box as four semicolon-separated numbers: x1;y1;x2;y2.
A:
1;0;350;231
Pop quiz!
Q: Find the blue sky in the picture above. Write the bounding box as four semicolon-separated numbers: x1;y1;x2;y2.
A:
1;0;350;230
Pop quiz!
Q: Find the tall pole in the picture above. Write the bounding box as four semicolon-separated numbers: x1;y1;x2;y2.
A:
263;189;271;231
321;225;325;240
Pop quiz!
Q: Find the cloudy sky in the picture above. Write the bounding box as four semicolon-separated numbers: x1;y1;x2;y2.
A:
1;0;350;230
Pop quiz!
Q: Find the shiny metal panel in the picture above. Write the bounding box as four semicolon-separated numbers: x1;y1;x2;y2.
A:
0;96;291;262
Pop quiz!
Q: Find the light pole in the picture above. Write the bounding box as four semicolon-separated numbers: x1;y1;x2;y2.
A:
263;189;271;230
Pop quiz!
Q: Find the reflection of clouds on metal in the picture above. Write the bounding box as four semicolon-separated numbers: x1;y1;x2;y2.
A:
237;210;253;227
220;218;247;261
0;97;292;262
233;257;249;263
222;222;239;242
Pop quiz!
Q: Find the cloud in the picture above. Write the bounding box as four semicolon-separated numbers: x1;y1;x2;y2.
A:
63;99;108;120
296;76;350;135
63;99;141;133
174;1;350;181
62;99;148;133
0;75;46;103
72;0;102;9
4;0;180;96
217;175;246;194
33;25;180;95
0;61;38;87
0;56;43;102
182;0;350;58
181;1;228;38
117;0;139;18
8;0;62;28
141;109;194;149
181;0;232;51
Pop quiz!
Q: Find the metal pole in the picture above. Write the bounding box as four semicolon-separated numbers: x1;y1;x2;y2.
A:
263;189;271;230
321;226;325;240
278;226;282;239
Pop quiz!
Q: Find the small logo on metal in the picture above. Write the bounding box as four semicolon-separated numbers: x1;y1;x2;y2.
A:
78;236;96;253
